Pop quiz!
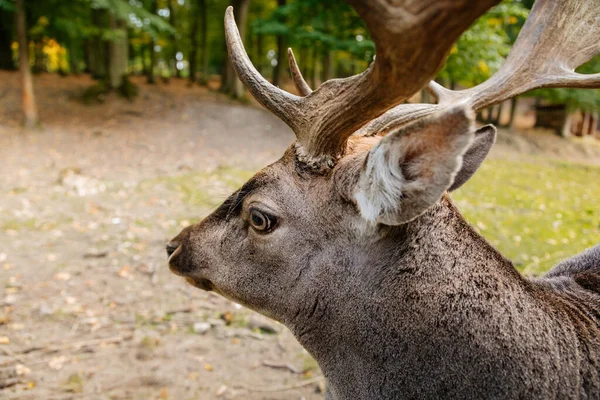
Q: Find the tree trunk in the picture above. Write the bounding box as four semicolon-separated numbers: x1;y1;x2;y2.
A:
142;44;150;76
0;9;15;70
199;0;209;85
167;0;180;78
68;39;80;75
299;46;307;74
188;0;200;83
90;9;109;80
147;0;157;84
590;112;598;137
322;49;333;82
493;101;504;125
507;96;518;129
272;0;286;87
15;0;38;128
581;112;590;137
310;46;318;89
107;14;128;89
221;0;250;98
33;41;45;73
254;33;264;76
560;112;572;138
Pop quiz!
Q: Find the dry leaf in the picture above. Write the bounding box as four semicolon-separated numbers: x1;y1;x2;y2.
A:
160;387;168;399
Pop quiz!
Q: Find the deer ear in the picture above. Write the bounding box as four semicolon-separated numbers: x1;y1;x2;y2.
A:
448;124;496;192
353;106;475;225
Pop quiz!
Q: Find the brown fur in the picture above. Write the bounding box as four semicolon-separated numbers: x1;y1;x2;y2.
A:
168;137;600;399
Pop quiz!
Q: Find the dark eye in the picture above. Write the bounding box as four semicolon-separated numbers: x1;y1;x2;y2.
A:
249;209;276;233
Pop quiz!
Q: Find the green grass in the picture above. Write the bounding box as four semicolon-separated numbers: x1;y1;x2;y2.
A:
452;157;600;276
139;166;254;209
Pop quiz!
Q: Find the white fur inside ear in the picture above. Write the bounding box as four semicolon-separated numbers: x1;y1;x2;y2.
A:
351;105;475;225
353;141;405;223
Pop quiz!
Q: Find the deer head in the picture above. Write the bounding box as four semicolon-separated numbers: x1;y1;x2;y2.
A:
167;0;600;396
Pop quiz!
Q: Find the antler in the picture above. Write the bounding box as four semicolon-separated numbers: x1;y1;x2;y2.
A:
225;1;500;169
287;48;312;97
360;0;600;136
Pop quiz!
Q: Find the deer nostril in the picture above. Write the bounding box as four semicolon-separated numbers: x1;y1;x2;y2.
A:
166;242;179;257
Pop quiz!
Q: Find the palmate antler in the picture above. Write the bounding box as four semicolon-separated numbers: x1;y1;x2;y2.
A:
358;0;600;136
225;0;501;169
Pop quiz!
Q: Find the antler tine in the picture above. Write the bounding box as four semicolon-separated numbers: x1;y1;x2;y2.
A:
454;0;600;111
287;48;312;97
224;7;303;131
225;2;500;167
361;0;600;136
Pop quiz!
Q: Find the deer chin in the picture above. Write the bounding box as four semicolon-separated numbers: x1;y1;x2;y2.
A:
184;277;214;292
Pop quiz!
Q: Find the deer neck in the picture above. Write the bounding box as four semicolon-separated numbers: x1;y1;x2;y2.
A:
289;195;528;398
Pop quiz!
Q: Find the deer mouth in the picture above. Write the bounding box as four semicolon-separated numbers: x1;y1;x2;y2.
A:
184;277;214;291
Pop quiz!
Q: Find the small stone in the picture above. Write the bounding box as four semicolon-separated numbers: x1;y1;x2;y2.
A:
193;322;211;334
15;364;31;376
39;303;54;316
3;294;17;305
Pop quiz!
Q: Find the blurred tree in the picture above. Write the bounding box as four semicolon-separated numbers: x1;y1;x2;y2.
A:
271;0;285;87
188;0;200;83
530;56;600;137
0;4;15;70
254;0;372;89
198;0;209;85
167;0;180;78
15;0;38;127
221;0;250;99
146;0;158;83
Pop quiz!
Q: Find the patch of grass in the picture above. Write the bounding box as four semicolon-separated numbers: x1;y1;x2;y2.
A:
139;166;254;210
63;373;84;393
0;216;72;232
452;156;600;276
1;218;38;231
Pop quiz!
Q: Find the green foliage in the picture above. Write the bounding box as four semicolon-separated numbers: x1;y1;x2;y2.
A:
438;0;529;86
91;0;175;36
0;0;15;11
254;0;374;63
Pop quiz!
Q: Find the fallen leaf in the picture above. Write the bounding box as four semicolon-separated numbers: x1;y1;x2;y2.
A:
160;387;168;399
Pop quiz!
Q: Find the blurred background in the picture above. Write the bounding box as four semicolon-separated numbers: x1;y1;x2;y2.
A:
0;0;599;399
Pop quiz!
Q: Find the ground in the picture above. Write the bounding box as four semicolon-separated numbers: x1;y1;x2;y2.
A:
0;72;599;399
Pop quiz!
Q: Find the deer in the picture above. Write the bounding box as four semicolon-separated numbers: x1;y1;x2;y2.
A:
167;0;600;398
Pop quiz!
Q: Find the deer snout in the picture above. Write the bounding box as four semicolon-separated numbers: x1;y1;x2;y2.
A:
166;241;180;257
166;227;193;276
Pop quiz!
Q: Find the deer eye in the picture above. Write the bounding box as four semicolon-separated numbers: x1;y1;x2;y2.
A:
249;208;276;233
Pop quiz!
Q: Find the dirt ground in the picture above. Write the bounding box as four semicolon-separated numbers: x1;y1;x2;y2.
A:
1;72;599;400
0;72;322;400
